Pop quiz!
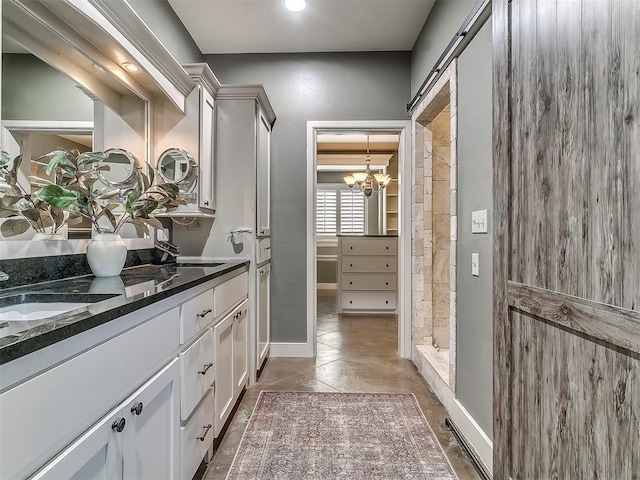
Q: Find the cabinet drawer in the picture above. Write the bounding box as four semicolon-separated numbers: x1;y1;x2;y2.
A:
341;256;397;273
341;238;397;256
180;289;214;344
342;291;397;310
213;272;248;318
342;274;397;291
256;238;271;264
180;329;215;421
181;389;214;480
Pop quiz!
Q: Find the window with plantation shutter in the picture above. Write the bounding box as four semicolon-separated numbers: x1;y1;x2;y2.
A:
316;188;337;235
339;189;365;234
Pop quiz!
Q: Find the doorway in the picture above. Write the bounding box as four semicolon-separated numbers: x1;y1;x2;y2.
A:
306;121;411;358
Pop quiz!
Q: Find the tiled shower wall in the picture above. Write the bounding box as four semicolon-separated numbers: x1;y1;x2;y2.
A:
411;61;458;388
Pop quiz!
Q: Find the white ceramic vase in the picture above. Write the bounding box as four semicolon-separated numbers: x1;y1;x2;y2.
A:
86;233;127;277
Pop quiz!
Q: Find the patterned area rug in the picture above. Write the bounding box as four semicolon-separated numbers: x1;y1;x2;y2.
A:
226;391;457;479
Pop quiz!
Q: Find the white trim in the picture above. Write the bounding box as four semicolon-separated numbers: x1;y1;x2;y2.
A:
450;399;494;475
307;120;412;359
2;120;94;134
317;283;337;290
269;342;313;357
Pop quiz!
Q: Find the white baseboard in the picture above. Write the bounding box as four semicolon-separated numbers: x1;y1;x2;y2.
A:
269;342;314;357
450;399;493;476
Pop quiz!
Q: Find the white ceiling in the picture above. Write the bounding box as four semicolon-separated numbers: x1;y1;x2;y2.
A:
167;0;436;54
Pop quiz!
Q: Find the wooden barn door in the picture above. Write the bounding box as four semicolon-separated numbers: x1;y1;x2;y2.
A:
493;0;640;478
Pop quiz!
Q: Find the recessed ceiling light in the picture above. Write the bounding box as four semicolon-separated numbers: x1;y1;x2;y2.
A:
122;62;141;73
283;0;307;12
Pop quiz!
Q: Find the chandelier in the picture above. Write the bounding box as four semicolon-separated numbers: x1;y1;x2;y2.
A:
342;135;392;197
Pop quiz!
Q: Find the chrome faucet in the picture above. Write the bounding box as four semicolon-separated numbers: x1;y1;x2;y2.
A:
0;271;8;282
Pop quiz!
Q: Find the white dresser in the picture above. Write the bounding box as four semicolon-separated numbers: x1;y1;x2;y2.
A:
337;236;398;314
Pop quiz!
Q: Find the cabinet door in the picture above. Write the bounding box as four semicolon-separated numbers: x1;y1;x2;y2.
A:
233;300;249;397
123;359;180;480
256;108;271;236
213;312;235;437
30;408;125;480
199;87;215;211
257;264;270;369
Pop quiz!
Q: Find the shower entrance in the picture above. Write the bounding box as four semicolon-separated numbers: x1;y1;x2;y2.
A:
411;62;457;399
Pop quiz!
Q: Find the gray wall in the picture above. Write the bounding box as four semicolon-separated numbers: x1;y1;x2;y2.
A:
205;52;411;342
128;0;202;64
455;19;493;437
410;0;476;98
2;54;93;121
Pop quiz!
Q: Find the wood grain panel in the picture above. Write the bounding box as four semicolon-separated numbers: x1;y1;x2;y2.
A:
508;281;640;354
512;311;640;479
494;0;640;476
492;0;512;476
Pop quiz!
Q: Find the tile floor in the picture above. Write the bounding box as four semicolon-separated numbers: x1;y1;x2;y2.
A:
204;295;480;480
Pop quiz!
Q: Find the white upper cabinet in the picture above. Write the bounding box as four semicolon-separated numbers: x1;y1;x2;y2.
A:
256;108;271;237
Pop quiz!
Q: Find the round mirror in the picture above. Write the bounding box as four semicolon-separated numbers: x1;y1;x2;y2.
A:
99;148;137;187
157;148;197;191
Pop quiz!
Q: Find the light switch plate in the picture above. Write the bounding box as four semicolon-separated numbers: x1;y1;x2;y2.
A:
472;209;488;233
472;253;479;276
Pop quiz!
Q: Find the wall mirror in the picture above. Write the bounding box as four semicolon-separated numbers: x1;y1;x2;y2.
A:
157;148;198;201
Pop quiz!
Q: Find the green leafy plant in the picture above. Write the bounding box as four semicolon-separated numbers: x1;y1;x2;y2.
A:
0;152;73;238
34;149;185;236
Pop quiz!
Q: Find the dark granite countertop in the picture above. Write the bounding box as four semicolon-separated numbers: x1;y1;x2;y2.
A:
0;261;249;365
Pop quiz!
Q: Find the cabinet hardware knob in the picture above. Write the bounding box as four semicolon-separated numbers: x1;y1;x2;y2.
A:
204;201;210;206
386;264;389;268
265;246;271;250
385;300;389;304
197;308;213;318
350;246;353;249
112;418;126;433
385;282;389;285
386;246;389;250
349;300;353;304
349;281;352;285
197;424;213;441
130;402;144;416
350;264;353;267
198;362;213;375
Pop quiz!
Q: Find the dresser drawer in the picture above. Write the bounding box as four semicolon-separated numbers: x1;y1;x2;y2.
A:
341;238;397;256
214;272;248;318
342;274;397;291
180;329;215;421
341;256;397;273
342;291;397;310
256;238;271;264
181;388;214;480
180;289;214;344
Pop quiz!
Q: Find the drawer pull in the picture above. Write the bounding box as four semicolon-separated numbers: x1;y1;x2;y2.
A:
385;300;389;304
111;418;126;433
198;363;213;375
349;281;353;285
197;424;213;441
350;264;353;267
130;402;144;416
385;282;389;285
349;300;353;304
386;246;389;250
197;308;212;318
350;246;353;249
386;264;389;268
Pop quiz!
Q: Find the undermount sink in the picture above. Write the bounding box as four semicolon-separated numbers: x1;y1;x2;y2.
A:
0;293;118;323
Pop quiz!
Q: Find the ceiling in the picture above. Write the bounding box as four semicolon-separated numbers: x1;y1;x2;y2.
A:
167;0;436;54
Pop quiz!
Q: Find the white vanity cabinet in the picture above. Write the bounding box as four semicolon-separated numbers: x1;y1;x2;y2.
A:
214;299;249;437
256;109;271;237
256;263;271;370
31;359;180;480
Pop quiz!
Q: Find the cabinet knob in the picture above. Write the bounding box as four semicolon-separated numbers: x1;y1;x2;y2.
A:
349;281;353;285
130;402;144;416
386;246;389;250
197;424;213;441
385;282;389;285
386;264;389;268
198;362;213;375
349;300;353;304
204;200;210;206
350;264;353;267
112;418;126;433
385;300;389;304
350;246;353;250
197;308;212;318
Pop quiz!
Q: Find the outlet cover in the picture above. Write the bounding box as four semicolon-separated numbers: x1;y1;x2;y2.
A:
472;209;488;233
472;253;479;276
